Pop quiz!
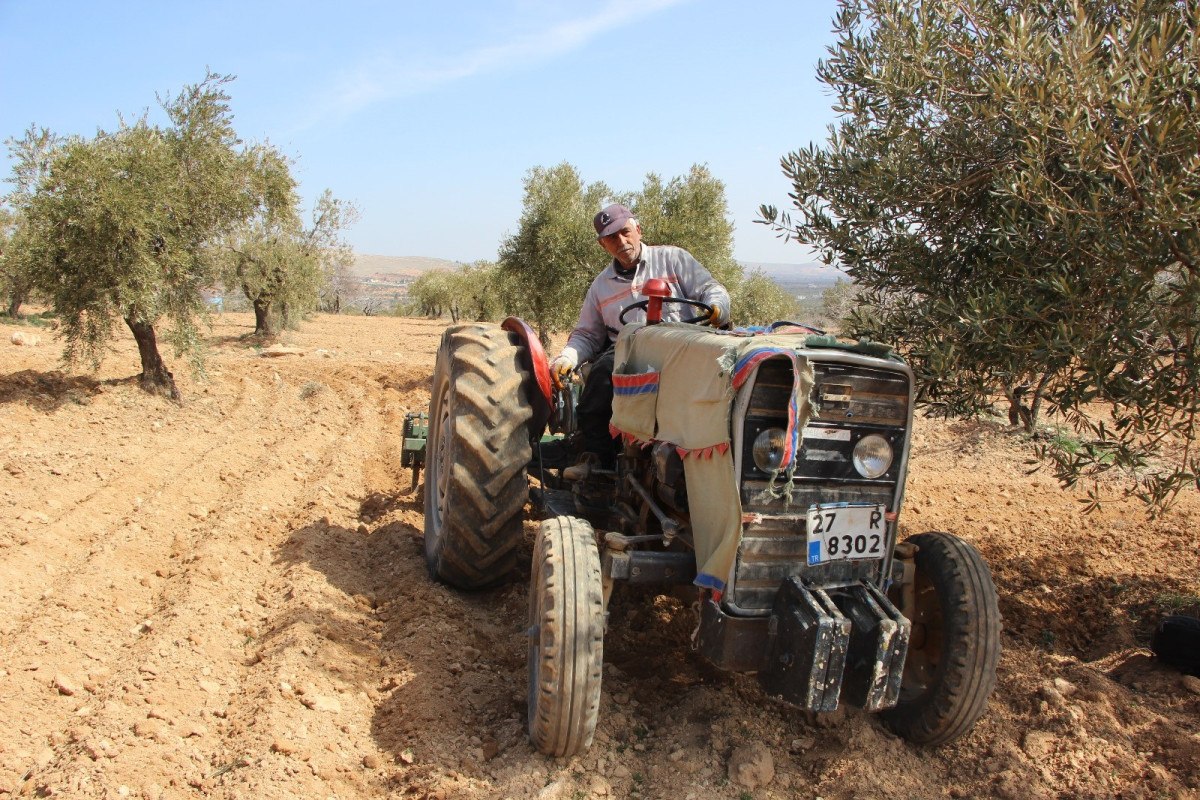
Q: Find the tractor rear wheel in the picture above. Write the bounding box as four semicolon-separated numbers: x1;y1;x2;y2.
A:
424;323;534;589
884;531;1001;745
1153;614;1200;675
527;516;604;757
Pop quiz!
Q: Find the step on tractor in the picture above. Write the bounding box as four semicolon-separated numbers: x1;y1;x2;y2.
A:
404;279;1001;757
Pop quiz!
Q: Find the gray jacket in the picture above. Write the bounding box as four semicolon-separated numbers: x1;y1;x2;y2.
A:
563;244;731;364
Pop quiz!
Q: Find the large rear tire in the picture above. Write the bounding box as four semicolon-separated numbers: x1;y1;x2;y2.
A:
1152;614;1200;675
424;324;534;589
527;516;604;757
883;532;1001;745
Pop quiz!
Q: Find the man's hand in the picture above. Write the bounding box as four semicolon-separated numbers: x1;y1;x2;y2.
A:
550;348;579;389
701;305;725;327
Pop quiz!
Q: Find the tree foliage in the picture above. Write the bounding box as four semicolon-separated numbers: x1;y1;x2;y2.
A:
457;260;505;322
215;147;301;337
6;73;356;398
406;268;461;320
2;126;62;317
220;184;358;335
737;269;799;327
405;261;504;322
14;73;280;398
821;277;863;331
497;162;795;338
497;163;612;343
627;166;742;291
760;0;1200;511
0;206;17;315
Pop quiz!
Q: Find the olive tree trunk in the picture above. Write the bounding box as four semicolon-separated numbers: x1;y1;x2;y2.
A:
252;297;277;336
124;316;180;401
6;280;30;318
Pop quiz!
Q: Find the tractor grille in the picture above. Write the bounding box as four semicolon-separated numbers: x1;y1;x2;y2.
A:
729;357;911;613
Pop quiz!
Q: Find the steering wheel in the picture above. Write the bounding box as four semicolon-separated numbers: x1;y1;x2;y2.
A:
619;296;714;326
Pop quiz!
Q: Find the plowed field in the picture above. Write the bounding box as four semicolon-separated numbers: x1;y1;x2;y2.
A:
1;312;1197;799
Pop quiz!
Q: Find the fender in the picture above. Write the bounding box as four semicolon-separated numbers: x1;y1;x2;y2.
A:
501;316;553;434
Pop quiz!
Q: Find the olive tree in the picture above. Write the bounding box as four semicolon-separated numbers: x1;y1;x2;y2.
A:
222;183;357;336
625;165;800;323
628;166;741;291
760;0;1200;511
497;163;612;343
310;192;361;315
456;260;504;322
736;269;799;327
821;278;863;332
0;207;17;315
406;268;459;319
14;73;285;399
2;126;61;318
405;261;504;322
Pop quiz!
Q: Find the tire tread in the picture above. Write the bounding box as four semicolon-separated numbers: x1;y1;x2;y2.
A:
424;324;534;588
528;517;604;757
883;531;1001;745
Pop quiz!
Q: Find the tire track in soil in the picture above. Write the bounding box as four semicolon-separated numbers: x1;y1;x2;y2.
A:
181;362;433;798
0;368;256;636
14;360;436;798
0;361;380;795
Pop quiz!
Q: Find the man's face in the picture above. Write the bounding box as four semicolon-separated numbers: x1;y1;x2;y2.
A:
598;220;643;268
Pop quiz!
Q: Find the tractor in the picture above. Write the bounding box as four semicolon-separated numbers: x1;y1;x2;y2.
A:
405;278;1000;757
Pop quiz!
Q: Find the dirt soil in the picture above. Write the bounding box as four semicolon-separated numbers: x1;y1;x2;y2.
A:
2;311;1198;800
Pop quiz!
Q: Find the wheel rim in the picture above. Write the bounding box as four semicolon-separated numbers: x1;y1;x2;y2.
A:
901;572;944;699
431;387;453;537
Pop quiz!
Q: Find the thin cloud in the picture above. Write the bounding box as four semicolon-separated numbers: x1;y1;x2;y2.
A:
301;0;689;127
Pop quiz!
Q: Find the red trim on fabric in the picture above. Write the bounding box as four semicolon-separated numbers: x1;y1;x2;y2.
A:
612;372;659;387
609;423;656;447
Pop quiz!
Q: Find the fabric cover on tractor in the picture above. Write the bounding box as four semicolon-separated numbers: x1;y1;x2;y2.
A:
609;323;815;592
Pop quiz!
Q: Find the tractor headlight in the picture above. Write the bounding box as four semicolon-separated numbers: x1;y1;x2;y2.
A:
852;434;893;478
752;427;788;472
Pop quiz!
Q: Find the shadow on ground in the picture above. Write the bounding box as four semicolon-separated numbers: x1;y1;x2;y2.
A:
0;369;116;409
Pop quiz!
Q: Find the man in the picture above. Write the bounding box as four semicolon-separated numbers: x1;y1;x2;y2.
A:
550;203;731;478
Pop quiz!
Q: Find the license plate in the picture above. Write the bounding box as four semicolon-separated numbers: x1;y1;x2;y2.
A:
806;503;888;565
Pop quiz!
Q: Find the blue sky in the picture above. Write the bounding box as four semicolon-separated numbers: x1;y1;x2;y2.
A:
0;1;841;266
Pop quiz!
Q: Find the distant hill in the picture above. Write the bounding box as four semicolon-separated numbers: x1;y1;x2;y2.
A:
739;261;846;283
348;254;850;308
355;254;844;278
351;254;460;278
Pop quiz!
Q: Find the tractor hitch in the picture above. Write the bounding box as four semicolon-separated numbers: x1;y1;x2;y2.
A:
401;411;428;491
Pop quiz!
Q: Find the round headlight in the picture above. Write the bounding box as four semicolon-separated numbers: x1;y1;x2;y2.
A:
752;427;788;472
852;434;893;478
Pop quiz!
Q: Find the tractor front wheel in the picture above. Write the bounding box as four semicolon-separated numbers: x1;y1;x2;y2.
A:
527;516;605;757
884;531;1001;745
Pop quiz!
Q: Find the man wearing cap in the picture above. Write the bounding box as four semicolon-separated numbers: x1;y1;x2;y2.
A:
550;203;731;479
